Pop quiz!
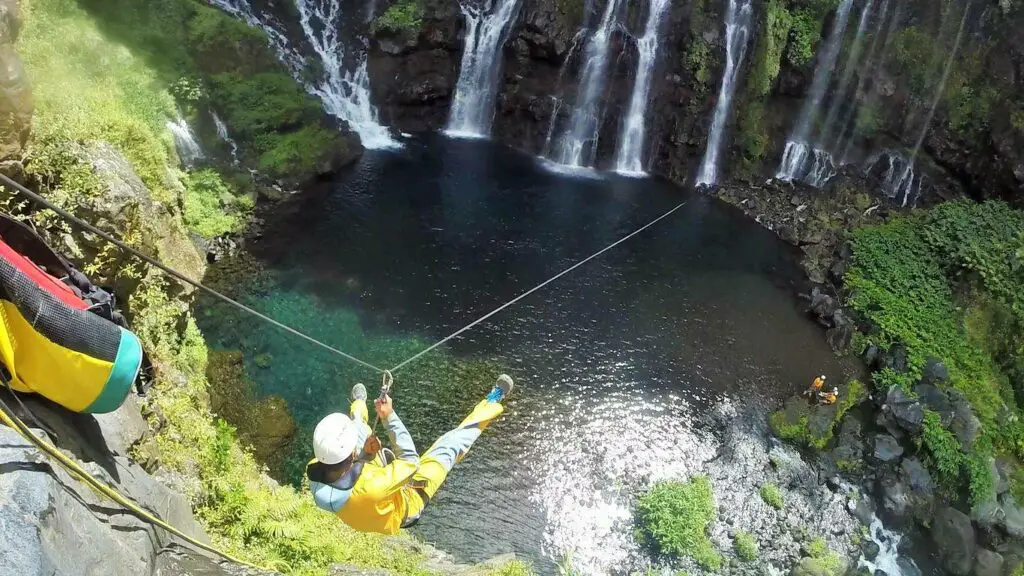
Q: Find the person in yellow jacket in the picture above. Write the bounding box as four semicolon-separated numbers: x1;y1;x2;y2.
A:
307;374;514;534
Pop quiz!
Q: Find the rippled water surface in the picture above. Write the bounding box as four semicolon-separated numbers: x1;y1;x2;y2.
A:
200;135;859;573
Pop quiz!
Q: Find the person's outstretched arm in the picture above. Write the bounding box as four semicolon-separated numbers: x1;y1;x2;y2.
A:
377;395;419;466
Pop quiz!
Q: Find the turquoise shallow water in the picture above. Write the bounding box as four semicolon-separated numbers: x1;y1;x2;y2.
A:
196;134;859;573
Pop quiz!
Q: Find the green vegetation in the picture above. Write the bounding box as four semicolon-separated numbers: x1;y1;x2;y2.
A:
847;201;1024;505
786;9;823;68
747;0;793;98
555;0;586;26
733;531;758;561
182;169;253;238
760;483;784;509
372;0;425;35
799;537;845;575
636;476;721;569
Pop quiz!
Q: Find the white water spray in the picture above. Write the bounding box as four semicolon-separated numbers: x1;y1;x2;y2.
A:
550;0;624;168
294;0;399;149
208;0;398;149
694;0;753;186
858;514;921;575
212;112;240;164
168;117;205;167
776;0;855;181
445;0;524;138
613;0;673;176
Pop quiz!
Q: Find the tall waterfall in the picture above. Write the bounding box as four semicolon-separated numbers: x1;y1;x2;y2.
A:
294;0;399;149
775;0;855;181
445;0;524;138
612;0;673;176
694;0;753;186
837;0;892;163
819;0;876;149
550;0;625;169
208;0;398;149
168;117;205;167
212;112;240;164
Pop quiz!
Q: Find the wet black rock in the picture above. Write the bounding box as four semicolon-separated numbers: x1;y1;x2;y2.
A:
862;344;881;370
973;548;1004;576
933;506;977;575
897;557;922;576
862;539;881;561
879;458;935;522
921;357;950;385
884;388;924;433
872;434;903;463
950;390;982;450
914;383;953;426
880;343;909;374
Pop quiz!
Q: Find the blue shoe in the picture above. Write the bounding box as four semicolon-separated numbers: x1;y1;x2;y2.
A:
351;383;367;401
486;374;514;403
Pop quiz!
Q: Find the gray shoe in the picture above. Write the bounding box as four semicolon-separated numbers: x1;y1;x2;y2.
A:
486;374;514;403
351;383;367;401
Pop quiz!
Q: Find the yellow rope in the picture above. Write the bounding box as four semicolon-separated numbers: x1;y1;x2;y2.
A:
0;399;271;572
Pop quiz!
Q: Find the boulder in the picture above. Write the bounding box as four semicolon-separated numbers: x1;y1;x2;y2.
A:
950;391;982;450
0;426;209;575
880;343;909;374
921;357;950;385
884;388;924;433
154;545;278;575
901;458;934;495
872;434;903;463
92;392;149;456
914;383;953;426
79;142;206;288
896;557;923;576
826;309;855;351
0;43;32;161
1000;493;1024;539
862;540;881;561
972;548;1003;576
932;506;977;575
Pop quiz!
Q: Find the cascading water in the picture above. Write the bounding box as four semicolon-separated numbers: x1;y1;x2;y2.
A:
208;0;398;149
819;0;876;149
837;0;893;164
775;0;855;181
294;0;399;149
858;514;921;575
693;0;753;186
612;0;673;176
549;0;625;169
445;0;524;138
212;112;240;164
168;117;205;167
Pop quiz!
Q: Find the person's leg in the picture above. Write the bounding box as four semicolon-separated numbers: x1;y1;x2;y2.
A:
402;375;513;524
350;383;369;424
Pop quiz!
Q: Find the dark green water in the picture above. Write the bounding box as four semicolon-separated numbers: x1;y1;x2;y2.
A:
196;134;858;573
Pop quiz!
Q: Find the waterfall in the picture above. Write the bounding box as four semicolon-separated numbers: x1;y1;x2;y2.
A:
168;117;205;167
819;0;876;148
613;0;673;176
294;0;399;149
693;0;753;186
550;0;625;169
858;514;921;575
445;0;524;138
208;0;399;150
212;112;240;164
836;0;892;163
775;0;855;181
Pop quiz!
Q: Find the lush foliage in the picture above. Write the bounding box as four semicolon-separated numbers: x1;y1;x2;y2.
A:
800;537;845;575
847;201;1024;505
636;476;721;569
372;0;425;35
786;9;822;68
182;169;253;238
760;483;784;509
733;530;758;561
748;0;793;97
769;380;866;449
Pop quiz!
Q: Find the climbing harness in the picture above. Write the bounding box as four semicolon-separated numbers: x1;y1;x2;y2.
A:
0;173;687;375
0;390;271;572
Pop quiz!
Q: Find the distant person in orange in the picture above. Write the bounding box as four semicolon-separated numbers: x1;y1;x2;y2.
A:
803;375;826;400
819;387;838;405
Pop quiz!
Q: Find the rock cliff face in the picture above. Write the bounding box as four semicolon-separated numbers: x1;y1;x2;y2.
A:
366;0;1023;203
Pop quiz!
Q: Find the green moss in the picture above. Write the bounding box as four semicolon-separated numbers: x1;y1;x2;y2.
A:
488;560;535;576
891;27;936;98
747;0;792;97
636;476;721;569
372;0;424;35
733;531;758;561
786;8;823;68
686;39;715;98
760;483;784;509
770;380;865;450
1012;109;1024;132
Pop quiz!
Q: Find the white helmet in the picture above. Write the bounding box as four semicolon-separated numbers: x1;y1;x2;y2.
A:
820;375;827;380
313;413;358;465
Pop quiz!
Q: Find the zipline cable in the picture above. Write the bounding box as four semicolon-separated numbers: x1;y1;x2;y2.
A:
0;173;387;374
388;200;688;373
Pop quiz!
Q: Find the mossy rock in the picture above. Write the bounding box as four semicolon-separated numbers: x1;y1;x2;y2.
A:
207;350;296;477
770;380;866;450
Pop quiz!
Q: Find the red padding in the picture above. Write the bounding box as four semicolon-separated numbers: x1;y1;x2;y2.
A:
0;238;87;310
